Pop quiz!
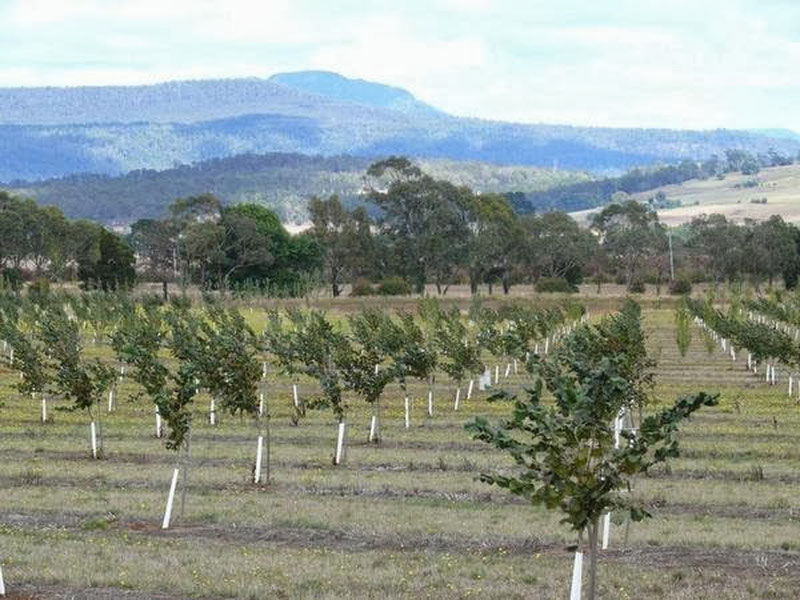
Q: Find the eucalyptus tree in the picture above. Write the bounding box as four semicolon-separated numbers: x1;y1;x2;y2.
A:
591;200;667;290
130;218;180;300
466;194;521;295
468;304;717;600
366;157;472;295
308;195;374;298
519;211;596;288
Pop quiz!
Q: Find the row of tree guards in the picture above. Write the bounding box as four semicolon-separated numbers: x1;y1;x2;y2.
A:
684;294;800;395
0;292;720;599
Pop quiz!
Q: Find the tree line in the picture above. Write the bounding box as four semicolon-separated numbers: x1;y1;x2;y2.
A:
3;156;800;296
307;157;800;295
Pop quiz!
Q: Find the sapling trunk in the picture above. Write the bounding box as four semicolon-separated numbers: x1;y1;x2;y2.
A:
179;427;193;519
587;519;599;600
623;513;631;547
265;413;271;483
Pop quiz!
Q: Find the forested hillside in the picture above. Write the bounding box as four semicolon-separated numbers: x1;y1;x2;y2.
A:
7;153;589;223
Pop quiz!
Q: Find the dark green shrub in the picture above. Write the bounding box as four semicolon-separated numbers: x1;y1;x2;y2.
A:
377;276;411;296
535;277;577;293
628;279;646;294
27;278;50;298
1;267;23;292
669;278;692;295
168;295;192;310
350;279;375;297
141;294;166;307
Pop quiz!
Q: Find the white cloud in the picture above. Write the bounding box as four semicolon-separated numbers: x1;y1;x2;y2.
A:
0;0;797;131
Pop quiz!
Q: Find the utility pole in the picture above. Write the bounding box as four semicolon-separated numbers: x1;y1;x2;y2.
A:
668;226;675;281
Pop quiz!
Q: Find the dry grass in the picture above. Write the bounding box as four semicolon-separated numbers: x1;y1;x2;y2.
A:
1;300;799;598
570;163;800;226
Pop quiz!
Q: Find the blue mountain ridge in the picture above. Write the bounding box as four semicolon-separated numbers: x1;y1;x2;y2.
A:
0;70;797;183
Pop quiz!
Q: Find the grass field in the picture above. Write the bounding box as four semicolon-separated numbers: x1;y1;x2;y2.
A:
1;299;799;598
571;163;800;226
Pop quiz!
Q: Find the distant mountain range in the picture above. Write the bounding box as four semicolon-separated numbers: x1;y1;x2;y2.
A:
2;70;798;183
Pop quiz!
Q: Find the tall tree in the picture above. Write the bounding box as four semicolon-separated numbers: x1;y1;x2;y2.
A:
686;214;745;283
750;216;798;287
591;200;666;289
466;193;520;294
77;226;136;291
519;211;596;287
130;218;179;299
367;157;471;294
308;195;373;297
222;203;322;294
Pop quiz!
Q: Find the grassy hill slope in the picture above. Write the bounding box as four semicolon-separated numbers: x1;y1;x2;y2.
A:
641;164;800;225
570;164;800;225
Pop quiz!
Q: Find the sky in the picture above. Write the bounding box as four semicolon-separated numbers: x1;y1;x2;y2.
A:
1;0;798;131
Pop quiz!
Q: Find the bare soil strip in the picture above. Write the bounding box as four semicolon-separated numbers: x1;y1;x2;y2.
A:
2;511;799;576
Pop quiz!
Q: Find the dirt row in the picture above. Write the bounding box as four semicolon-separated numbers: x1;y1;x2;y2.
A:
4;449;800;488
2;511;797;577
